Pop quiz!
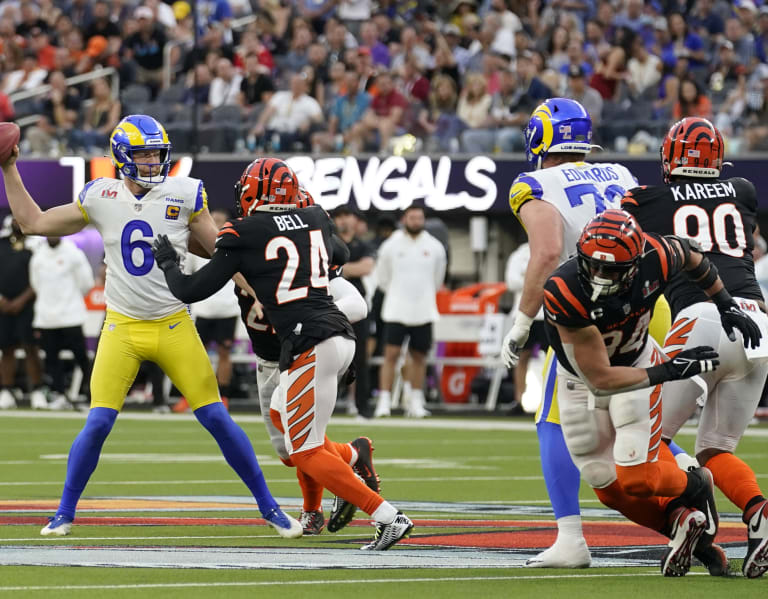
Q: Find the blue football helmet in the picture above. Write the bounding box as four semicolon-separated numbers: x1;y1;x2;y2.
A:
110;115;171;188
524;98;596;170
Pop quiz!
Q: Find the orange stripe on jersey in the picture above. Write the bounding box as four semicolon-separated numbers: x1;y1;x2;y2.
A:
217;227;240;238
664;317;698;358
287;386;315;428
643;234;670;280
291;429;312;452
544;289;569;317
287;366;315;404
552;277;588;319
290;348;316;373
621;195;638;207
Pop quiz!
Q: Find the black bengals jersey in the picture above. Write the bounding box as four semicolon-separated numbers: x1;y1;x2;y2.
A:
236;265;345;363
544;233;682;376
622;177;762;317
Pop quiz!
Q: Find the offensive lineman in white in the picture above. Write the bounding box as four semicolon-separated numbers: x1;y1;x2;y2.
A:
0;114;301;538
501;98;664;567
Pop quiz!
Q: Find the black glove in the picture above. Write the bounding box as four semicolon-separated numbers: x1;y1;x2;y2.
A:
716;300;762;349
151;234;180;272
647;346;719;385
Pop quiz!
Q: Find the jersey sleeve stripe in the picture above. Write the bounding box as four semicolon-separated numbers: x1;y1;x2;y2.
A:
217;227;240;238
543;290;568;316
190;182;207;221
508;174;542;217
643;234;670;280
551;276;588;319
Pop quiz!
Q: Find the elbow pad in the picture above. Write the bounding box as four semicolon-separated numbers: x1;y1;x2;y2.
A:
685;256;719;289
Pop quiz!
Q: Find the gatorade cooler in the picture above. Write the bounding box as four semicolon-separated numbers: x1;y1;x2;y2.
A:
438;283;507;403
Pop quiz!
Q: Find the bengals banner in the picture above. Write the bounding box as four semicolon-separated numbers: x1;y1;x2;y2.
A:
2;154;765;214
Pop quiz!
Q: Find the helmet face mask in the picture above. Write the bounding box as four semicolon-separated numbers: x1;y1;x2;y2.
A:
234;158;299;217
660;117;725;184
576;209;645;302
525;98;596;170
110;115;171;189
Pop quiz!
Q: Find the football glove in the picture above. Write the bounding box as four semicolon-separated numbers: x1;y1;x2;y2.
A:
647;346;719;385
501;313;534;369
715;299;762;349
151;234;180;272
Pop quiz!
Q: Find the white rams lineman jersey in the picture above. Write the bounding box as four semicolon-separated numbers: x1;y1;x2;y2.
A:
76;176;207;320
508;161;638;262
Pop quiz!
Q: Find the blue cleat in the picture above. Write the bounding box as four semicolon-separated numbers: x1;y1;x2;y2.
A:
40;515;73;537
263;507;303;539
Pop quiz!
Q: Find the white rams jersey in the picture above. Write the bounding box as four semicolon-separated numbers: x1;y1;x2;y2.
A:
508;161;638;262
76;176;207;320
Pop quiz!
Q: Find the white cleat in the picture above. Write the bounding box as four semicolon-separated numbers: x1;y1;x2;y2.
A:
40;515;73;536
373;396;391;418
30;390;49;410
47;394;73;411
661;507;706;576
525;537;592;568
263;507;303;539
0;389;17;409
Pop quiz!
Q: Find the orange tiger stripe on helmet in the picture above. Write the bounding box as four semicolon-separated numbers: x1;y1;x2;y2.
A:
234;157;299;217
661;117;724;183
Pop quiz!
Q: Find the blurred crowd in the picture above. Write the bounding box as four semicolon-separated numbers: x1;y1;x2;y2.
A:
5;1;768;156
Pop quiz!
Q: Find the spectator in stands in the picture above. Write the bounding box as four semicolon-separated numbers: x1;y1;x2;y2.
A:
399;53;430;104
306;43;330;105
725;16;757;72
52;13;74;48
84;1;120;43
373;205;446;419
0;217;45;411
67;77;121;154
353;44;378;91
67;0;94;31
25;70;80;156
743;66;768;151
2;51;47;95
248;72;322;151
710;39;747;92
559;36;593;78
184;209;240;408
590;26;634;100
312;69;370;152
461;69;528;153
626;34;662;98
29;27;56;71
565;65;603;125
457;72;492;132
16;1;49;37
440;23;472;75
346;70;407;152
297;0;337;35
122;6;167;94
545;25;570;72
360;19;389;67
324;20;351;64
30;236;94;410
37;0;62;32
417;74;463;153
209;56;242;108
689;0;725;37
332;205;376;418
673;77;712;120
238;52;275;112
667;12;706;70
179;63;212;117
283;23;312;74
391;26;433;71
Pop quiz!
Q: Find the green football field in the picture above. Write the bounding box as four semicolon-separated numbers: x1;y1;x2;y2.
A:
1;411;767;598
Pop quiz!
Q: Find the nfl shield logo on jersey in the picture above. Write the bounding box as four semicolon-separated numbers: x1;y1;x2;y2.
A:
133;203;143;213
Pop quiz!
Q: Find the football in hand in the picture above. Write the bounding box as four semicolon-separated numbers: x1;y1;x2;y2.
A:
0;122;21;164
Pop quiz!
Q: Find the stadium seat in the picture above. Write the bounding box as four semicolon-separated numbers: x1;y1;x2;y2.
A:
120;84;151;107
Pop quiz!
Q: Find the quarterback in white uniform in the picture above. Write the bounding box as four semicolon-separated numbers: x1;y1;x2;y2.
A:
0;114;301;538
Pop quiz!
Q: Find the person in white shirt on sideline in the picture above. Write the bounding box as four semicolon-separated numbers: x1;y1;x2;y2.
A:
373;204;447;418
504;242;548;411
178;208;241;411
29;236;95;410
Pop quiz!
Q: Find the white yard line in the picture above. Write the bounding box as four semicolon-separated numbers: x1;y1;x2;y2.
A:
0;572;707;592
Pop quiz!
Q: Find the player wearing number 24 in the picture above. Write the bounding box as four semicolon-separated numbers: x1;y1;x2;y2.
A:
0;114;302;539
